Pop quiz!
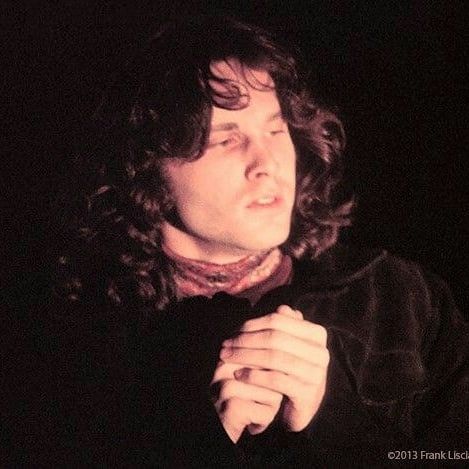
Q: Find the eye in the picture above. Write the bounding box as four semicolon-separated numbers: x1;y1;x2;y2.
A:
218;138;237;147
208;134;242;150
269;129;286;136
267;119;288;137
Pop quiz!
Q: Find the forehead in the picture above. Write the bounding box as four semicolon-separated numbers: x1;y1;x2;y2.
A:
209;59;280;124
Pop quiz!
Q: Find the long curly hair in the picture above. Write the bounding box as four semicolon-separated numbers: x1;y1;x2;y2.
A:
56;15;353;314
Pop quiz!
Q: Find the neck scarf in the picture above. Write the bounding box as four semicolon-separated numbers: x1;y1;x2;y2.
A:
163;246;285;299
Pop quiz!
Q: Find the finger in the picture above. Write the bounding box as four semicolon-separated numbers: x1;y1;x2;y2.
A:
276;304;303;320
240;313;327;346
211;360;263;384
234;367;326;397
222;329;330;365
211;361;244;384
213;379;282;411
246;423;269;435
216;392;280;441
220;347;325;384
221;397;278;429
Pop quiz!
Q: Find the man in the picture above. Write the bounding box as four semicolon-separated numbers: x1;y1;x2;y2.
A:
13;15;467;467
161;58;330;444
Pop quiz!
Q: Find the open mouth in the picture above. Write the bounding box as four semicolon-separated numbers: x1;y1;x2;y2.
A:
248;196;282;208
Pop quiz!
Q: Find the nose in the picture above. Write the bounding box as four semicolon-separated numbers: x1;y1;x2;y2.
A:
245;141;278;180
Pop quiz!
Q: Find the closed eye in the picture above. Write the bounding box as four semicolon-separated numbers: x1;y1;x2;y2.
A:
269;129;286;136
218;138;237;147
210;139;231;148
208;135;242;150
267;118;288;136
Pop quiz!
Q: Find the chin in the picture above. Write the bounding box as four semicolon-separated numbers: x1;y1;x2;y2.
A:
241;228;290;252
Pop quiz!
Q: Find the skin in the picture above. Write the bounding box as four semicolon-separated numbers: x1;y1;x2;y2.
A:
162;59;329;443
161;60;296;264
212;305;329;442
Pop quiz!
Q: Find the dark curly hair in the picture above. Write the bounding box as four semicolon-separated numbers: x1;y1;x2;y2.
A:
56;15;353;314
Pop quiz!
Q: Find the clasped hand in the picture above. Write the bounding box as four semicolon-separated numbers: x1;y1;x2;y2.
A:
211;305;329;443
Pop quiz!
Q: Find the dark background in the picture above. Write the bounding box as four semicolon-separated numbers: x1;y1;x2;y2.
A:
4;1;468;315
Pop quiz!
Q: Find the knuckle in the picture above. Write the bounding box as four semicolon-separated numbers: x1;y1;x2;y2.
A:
308;324;328;345
322;348;330;366
228;336;239;347
318;325;328;343
223;397;242;415
271;372;286;390
278;350;294;368
265;349;282;367
218;379;237;401
260;409;276;426
295;309;304;319
310;368;326;385
240;319;252;331
276;304;291;316
215;362;241;382
266;329;281;346
273;393;283;407
215;359;225;369
266;379;283;407
267;312;280;328
211;362;227;382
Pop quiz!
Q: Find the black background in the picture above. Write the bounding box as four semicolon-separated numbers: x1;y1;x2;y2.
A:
4;1;468;315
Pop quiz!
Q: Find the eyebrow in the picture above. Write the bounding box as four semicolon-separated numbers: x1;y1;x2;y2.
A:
210;110;283;132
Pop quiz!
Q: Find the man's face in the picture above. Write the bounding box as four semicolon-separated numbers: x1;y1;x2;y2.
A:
161;60;296;263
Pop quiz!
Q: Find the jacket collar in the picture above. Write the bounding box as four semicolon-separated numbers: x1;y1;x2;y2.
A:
292;244;388;291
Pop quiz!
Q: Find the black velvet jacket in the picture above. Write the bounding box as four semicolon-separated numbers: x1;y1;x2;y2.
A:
4;246;468;467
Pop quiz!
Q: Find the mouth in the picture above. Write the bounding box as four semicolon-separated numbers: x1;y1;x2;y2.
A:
247;195;282;209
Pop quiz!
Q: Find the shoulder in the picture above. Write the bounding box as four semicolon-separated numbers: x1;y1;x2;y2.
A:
294;244;454;309
293;244;468;339
289;245;468;406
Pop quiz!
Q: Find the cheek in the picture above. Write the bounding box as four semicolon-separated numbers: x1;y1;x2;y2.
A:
167;167;236;219
275;135;296;160
278;141;297;181
190;178;217;194
165;164;204;204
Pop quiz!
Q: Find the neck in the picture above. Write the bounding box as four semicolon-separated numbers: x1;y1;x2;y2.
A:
161;221;259;264
163;245;284;299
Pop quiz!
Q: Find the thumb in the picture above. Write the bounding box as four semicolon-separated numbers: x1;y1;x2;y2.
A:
276;304;303;320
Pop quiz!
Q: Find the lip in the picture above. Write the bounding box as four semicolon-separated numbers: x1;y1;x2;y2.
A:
247;195;283;209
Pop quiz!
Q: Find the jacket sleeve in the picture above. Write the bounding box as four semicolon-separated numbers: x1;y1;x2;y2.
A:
412;271;469;450
137;295;251;468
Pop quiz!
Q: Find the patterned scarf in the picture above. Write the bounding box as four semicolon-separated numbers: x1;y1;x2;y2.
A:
163;246;286;299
